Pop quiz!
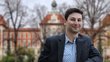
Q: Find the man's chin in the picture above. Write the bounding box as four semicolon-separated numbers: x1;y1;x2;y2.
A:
68;28;80;33
72;29;80;33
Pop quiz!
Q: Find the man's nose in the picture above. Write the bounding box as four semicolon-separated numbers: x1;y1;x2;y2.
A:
74;20;79;24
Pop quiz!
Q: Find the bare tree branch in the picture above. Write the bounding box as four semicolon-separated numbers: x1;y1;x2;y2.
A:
75;0;110;42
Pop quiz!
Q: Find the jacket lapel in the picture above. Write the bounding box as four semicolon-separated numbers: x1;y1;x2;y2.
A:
58;33;65;62
76;34;84;62
57;33;85;62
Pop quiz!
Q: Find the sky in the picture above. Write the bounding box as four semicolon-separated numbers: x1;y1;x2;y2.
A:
22;0;75;11
0;0;76;28
0;0;75;15
21;0;76;28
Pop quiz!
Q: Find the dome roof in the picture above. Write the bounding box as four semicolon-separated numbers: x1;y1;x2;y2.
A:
0;15;7;28
101;14;110;27
40;0;65;25
40;13;65;25
51;0;57;8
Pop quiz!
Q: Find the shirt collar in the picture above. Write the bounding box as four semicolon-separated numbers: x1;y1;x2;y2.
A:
65;32;79;44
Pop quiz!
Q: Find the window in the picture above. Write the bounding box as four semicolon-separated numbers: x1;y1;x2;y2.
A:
23;40;26;47
18;32;21;39
27;40;31;48
17;40;21;46
27;33;31;39
3;32;8;39
23;32;26;39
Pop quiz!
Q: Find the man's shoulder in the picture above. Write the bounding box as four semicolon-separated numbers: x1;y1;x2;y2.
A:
79;33;91;41
47;35;60;40
77;33;92;46
46;33;64;42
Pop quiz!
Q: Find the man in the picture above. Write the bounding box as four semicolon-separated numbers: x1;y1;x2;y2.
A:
38;8;103;62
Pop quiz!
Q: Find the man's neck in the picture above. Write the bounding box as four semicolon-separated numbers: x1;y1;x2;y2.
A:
66;31;78;42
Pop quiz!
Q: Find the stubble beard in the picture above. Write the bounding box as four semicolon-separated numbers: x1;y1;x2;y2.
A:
68;27;80;34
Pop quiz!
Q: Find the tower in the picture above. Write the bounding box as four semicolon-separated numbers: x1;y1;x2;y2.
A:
40;0;65;40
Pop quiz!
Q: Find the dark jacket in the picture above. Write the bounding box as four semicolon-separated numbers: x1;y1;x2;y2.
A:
38;33;103;62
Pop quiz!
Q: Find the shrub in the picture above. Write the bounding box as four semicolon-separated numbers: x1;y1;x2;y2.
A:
0;47;35;62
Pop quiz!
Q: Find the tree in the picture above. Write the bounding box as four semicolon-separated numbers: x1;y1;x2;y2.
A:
75;0;110;55
26;4;47;28
58;3;70;15
75;0;110;41
1;0;27;61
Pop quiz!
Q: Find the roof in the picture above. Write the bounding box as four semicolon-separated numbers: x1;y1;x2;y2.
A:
101;14;110;27
4;28;40;32
40;13;65;25
0;15;7;28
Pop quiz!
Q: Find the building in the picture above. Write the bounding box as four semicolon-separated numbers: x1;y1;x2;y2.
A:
0;15;41;59
0;15;41;48
101;14;110;60
40;0;65;39
0;0;110;60
0;0;65;58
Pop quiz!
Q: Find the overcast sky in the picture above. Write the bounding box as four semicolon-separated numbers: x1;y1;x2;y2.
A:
0;0;76;28
0;0;75;15
22;0;75;10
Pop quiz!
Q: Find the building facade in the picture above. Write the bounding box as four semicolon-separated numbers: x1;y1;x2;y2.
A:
0;0;110;60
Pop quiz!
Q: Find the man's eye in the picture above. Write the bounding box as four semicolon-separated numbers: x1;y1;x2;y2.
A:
70;18;75;21
78;19;81;22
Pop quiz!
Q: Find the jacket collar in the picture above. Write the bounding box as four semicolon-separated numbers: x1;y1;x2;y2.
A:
58;33;85;62
58;33;65;62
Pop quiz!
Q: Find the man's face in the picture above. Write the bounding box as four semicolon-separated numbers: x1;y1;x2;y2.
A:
65;13;83;33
